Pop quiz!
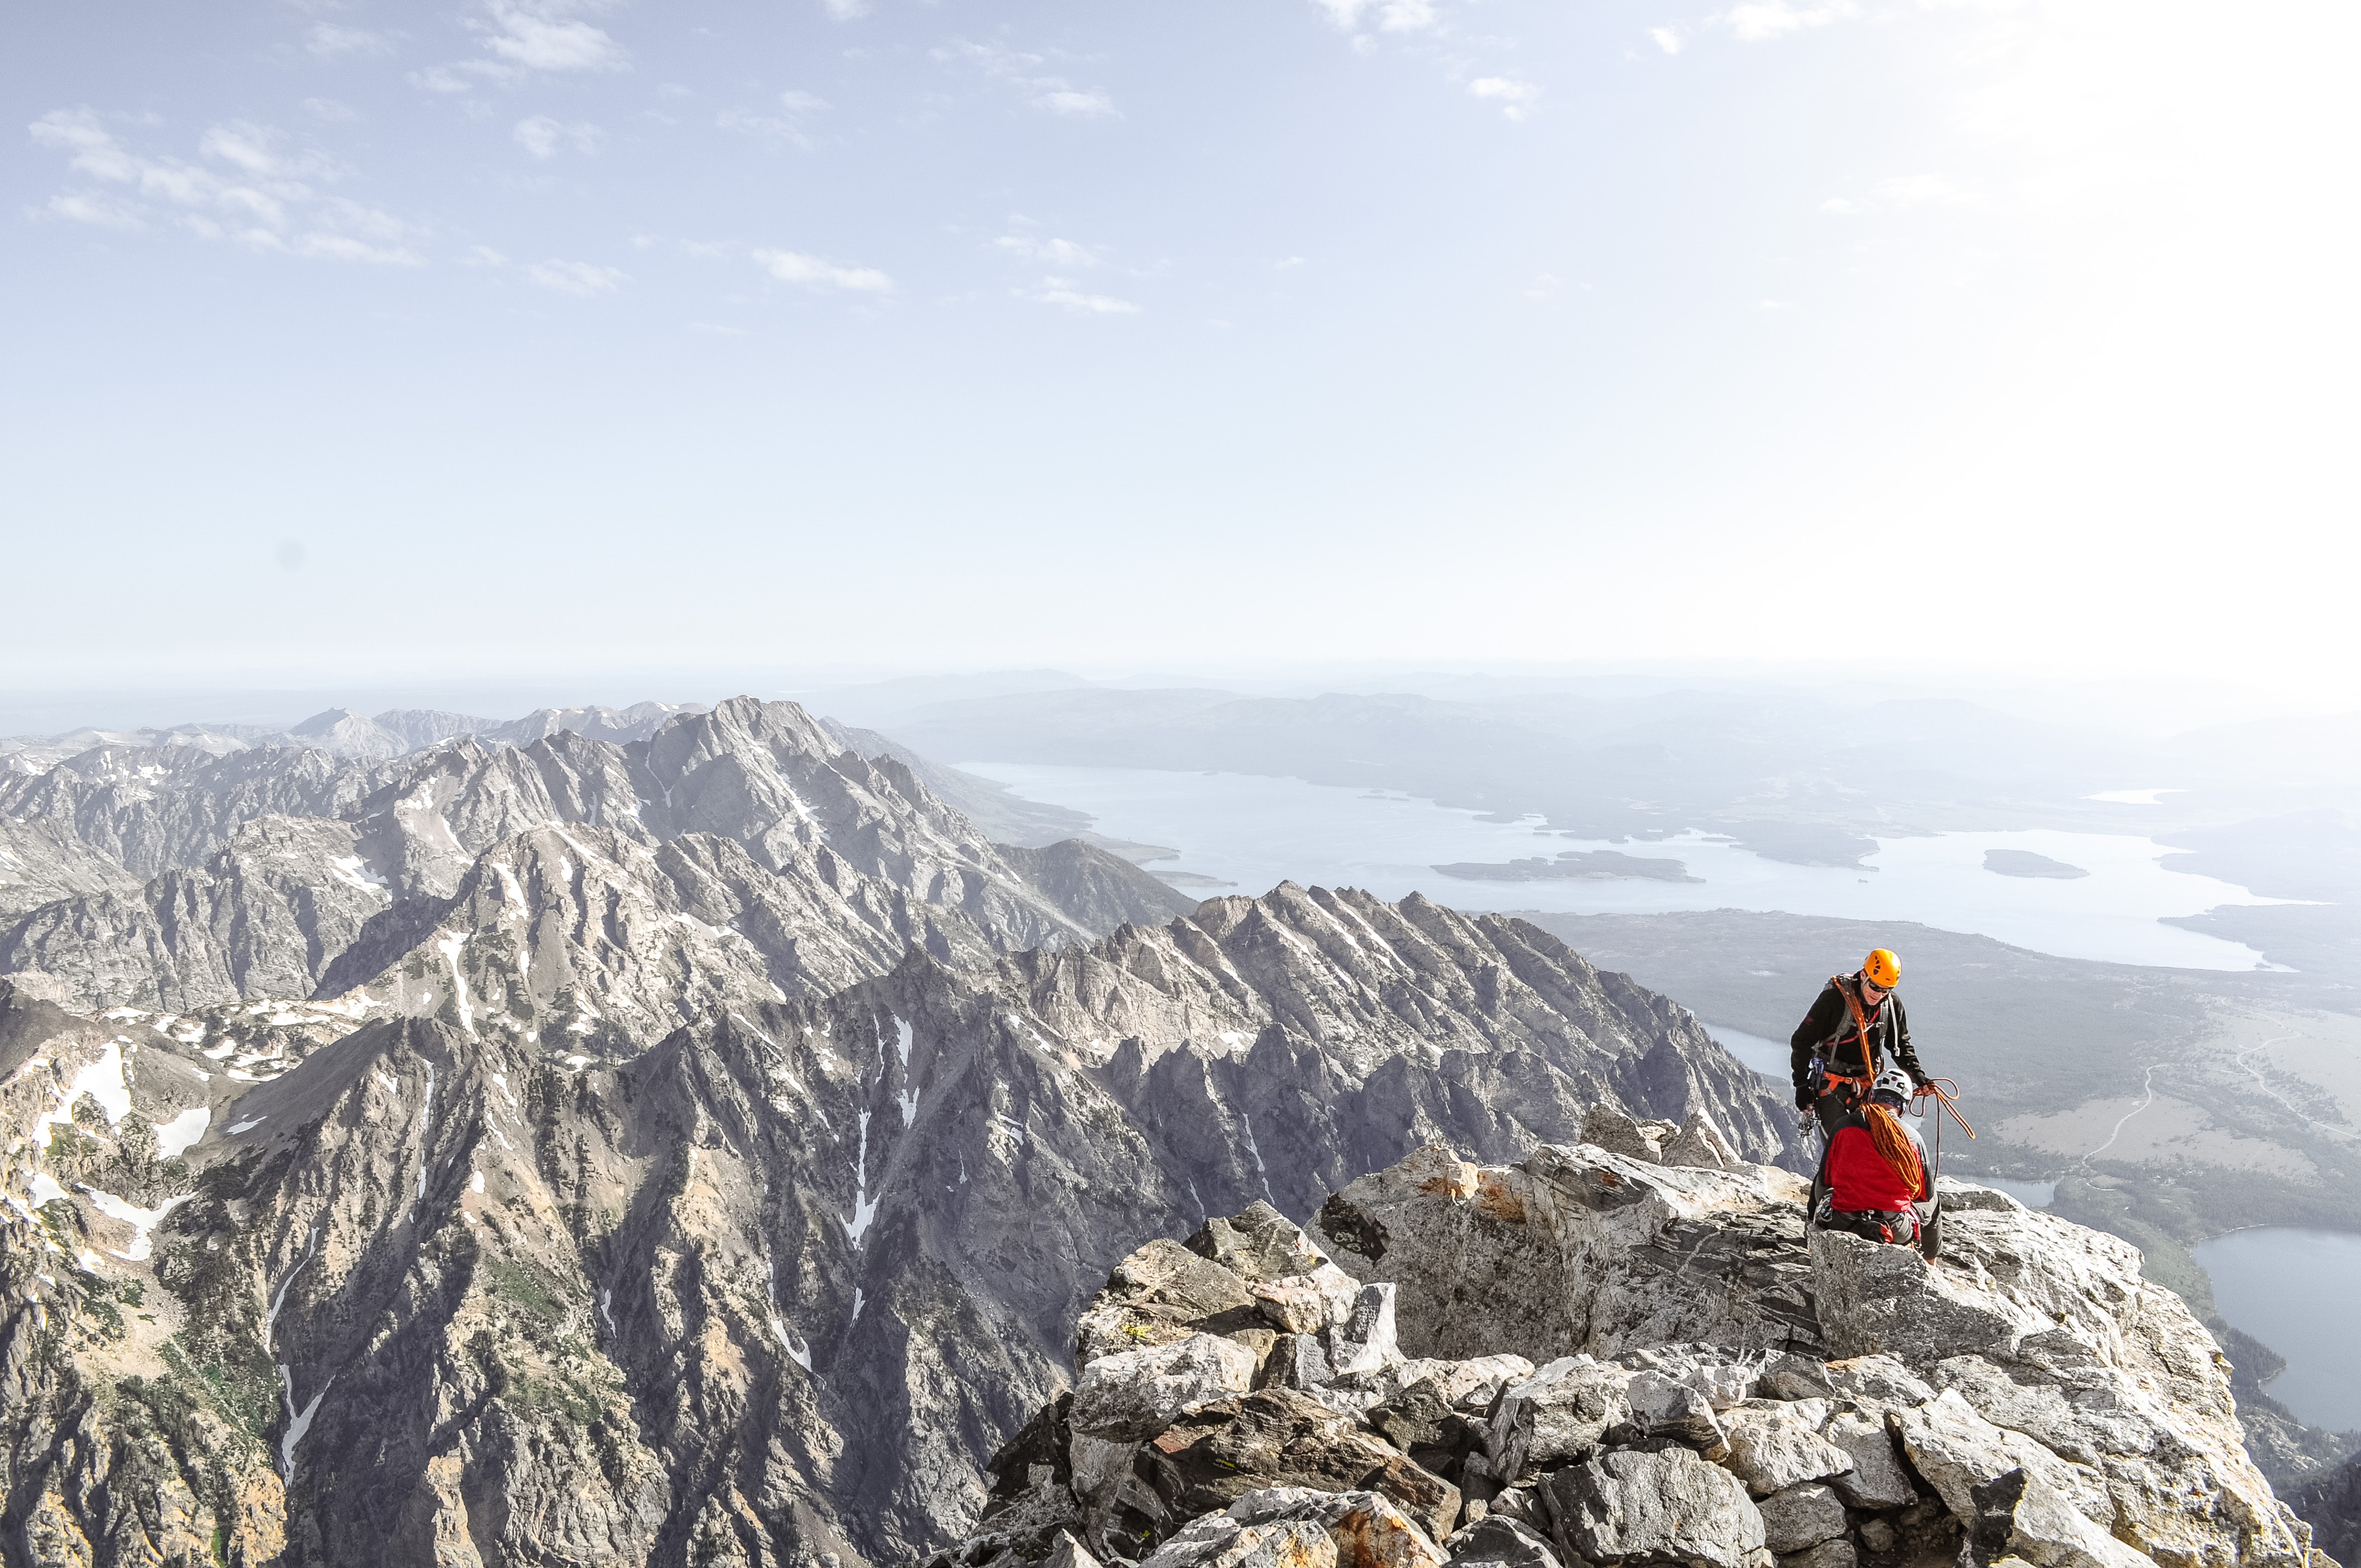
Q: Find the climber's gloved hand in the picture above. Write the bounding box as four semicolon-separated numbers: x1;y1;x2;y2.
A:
1793;1084;1815;1112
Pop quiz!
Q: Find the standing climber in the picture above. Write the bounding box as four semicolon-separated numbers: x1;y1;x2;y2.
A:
1819;1065;1932;1244
1790;947;1928;1140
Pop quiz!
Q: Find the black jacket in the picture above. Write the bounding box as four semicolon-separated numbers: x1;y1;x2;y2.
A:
1790;978;1923;1099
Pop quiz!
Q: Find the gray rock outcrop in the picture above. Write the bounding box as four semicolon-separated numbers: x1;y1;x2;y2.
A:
928;1144;2321;1568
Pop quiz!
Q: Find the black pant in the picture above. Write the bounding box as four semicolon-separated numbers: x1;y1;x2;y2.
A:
1823;1207;1920;1245
1811;1086;1859;1143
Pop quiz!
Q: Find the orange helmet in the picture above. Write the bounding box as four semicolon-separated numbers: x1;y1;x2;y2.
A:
1862;949;1901;988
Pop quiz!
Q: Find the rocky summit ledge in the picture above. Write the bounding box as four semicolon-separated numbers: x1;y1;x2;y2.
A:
920;1134;2324;1568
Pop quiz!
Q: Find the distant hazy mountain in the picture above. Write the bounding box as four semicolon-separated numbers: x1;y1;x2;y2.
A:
0;698;1191;1015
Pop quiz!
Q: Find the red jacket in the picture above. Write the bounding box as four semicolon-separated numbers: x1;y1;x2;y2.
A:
1826;1123;1930;1212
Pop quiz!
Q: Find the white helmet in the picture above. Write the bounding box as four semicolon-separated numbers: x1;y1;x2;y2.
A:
1873;1065;1914;1104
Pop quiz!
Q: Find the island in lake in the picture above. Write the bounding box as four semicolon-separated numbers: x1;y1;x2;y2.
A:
1984;847;2091;879
1434;849;1703;883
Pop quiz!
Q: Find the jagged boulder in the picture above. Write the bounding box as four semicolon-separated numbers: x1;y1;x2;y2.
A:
1072;1335;1261;1442
938;1148;2321;1568
1716;1404;1853;1496
1756;1482;1848;1553
1139;1390;1461;1547
1367;1381;1487;1482
1486;1357;1635;1482
1141;1489;1445;1568
1439;1516;1561;1568
1310;1142;1820;1365
1658;1110;1746;1172
1537;1447;1771;1568
1076;1239;1272;1363
1818;1408;1918;1510
1965;1468;2155;1568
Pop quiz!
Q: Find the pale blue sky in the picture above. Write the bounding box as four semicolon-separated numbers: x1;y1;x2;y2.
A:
8;0;2356;703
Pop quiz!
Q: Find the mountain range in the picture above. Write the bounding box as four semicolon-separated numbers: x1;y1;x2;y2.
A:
0;696;1793;1566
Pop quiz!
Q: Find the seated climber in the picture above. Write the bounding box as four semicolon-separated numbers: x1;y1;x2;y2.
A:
1819;1065;1931;1244
1789;946;1928;1141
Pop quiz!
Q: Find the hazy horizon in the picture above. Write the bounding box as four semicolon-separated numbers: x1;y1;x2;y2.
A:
2;655;2346;741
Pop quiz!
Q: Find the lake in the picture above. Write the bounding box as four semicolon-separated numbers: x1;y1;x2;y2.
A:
965;762;2287;972
2194;1228;2361;1431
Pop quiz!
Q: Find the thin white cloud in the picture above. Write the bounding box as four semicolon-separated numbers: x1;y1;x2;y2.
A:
936;40;1044;75
514;115;601;157
303;97;360;122
818;0;868;19
1035;88;1116;117
1031;279;1139;314
717;109;812;146
1759;298;1799;310
26;107;426;264
525;258;628;296
414;0;628;92
1468;77;1540;119
199;121;344;181
1309;0;1446;34
308;24;396;59
717;90;830;144
752;248;894;293
411;64;492;93
1650;26;1687;55
936;39;1118;119
36;191;145;229
1721;0;1860;42
477;0;629;72
995;234;1100;268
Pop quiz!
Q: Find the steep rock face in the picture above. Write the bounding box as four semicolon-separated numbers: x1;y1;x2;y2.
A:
0;885;1794;1567
356;823;1000;1054
0;816;396;1012
994;841;1200;932
934;1145;2319;1568
344;731;665;900
0;744;380;880
633;698;1101;952
998;886;1791;1168
0;813;140;918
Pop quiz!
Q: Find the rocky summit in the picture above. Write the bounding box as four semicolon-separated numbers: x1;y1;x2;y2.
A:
931;1142;2322;1568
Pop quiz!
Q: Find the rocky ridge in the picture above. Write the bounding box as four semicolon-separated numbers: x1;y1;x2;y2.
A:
0;881;1793;1566
932;1140;2321;1568
0;699;1193;1017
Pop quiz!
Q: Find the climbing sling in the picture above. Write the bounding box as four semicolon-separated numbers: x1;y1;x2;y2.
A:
1817;973;1885;1101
